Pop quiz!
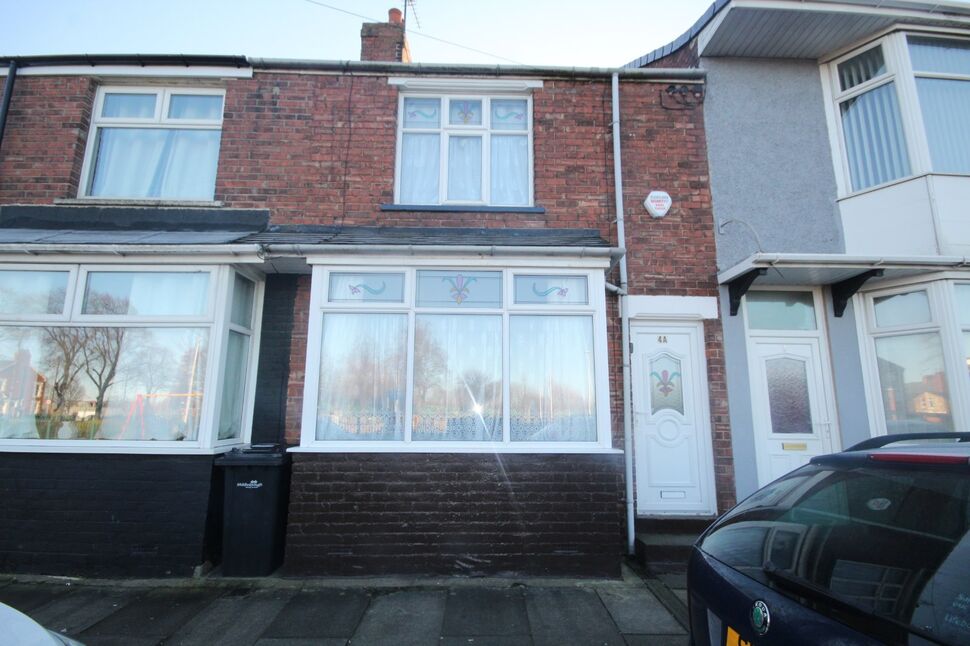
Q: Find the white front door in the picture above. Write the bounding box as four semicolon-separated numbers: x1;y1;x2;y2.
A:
749;337;837;486
632;323;716;516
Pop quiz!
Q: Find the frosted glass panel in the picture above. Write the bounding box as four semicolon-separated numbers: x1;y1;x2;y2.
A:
840;82;910;191
83;272;209;316
909;37;970;75
218;331;249;440
873;291;930;328
168;94;223;120
765;357;812;435
102;93;155;118
230;274;255;328
328;272;405;303
448;136;482;201
448;99;482;126
491;99;528;131
412;315;502;441
915;78;970;173
0;270;68;316
510;315;596;442
316;313;407;441
838;46;886;91
89;128;221;200
403;97;440;128
650;354;684;415
514;275;588;305
875;332;952;433
416;270;501;308
956;285;970;325
399;133;440;204
490;135;529;206
0;326;208;441
746;291;816;330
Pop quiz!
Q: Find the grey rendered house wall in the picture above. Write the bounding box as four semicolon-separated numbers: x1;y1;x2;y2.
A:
703;57;871;498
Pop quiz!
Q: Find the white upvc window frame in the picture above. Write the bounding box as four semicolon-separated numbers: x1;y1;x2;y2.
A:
297;258;614;453
0;262;264;454
823;29;970;197
393;92;535;207
856;277;970;437
78;85;226;201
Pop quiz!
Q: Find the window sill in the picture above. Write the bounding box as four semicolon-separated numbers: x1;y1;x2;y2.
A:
56;198;224;208
0;442;240;455
381;204;546;214
289;444;621;454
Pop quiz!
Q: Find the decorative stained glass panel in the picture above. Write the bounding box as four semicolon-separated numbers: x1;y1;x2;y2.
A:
491;99;528;131
416;270;501;308
650;354;684;415
765;357;812;435
328;272;405;303
448;99;482;126
514;275;588;305
403;97;440;128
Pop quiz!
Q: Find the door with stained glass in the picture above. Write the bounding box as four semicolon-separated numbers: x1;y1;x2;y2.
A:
631;323;716;516
749;338;835;487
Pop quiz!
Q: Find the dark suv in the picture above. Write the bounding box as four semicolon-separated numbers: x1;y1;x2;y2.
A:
688;433;970;645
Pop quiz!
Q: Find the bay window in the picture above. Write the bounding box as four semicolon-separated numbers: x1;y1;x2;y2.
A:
0;264;261;450
301;265;610;451
80;87;224;201
396;94;533;206
828;33;970;193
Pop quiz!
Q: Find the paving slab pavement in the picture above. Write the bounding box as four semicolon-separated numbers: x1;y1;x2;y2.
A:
0;566;689;646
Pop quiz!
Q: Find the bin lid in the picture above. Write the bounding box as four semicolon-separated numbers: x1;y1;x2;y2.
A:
215;444;290;466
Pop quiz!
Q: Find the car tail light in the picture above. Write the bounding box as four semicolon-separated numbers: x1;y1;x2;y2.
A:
869;453;970;465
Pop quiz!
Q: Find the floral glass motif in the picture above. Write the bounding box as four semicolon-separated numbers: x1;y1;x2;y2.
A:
403;97;440;128
491;99;528;131
416;270;502;308
449;99;482;126
513;275;588;305
650;354;684;415
328;272;405;303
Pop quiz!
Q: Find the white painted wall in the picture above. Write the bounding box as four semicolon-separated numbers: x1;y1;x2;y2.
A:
840;176;939;256
932;176;970;257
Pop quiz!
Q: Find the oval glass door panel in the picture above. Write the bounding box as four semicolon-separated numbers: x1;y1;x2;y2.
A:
766;357;812;434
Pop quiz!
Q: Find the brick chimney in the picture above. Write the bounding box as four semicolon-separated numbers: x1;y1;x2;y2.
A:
360;7;411;63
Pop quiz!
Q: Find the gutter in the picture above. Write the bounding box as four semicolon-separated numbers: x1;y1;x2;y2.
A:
0;60;17;152
0;244;263;256
611;72;636;556
261;244;623;258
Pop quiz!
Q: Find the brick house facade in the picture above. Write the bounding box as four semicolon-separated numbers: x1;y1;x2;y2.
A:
0;13;730;577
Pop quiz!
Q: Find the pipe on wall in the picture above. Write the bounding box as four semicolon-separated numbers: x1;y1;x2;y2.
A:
0;60;18;153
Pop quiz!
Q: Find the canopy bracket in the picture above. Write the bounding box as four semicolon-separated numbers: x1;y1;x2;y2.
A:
832;269;884;317
728;268;766;315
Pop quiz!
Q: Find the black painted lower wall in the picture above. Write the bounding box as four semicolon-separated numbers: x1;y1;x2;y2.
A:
285;453;625;577
0;453;220;577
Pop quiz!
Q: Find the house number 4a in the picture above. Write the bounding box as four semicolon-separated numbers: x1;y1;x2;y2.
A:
657;335;668;344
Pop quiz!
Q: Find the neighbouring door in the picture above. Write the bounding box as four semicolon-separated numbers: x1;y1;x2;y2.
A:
748;337;836;486
632;323;716;516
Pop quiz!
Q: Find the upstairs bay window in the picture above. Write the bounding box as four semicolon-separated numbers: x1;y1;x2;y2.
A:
0;265;261;450
301;266;610;451
80;87;224;201
829;33;970;193
396;95;533;206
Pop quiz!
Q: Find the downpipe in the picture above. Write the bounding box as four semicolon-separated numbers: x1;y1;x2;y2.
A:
0;60;18;152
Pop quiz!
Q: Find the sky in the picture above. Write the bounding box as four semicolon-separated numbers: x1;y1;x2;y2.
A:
2;0;715;68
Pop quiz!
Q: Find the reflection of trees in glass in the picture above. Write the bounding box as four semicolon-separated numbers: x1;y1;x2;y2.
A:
80;326;126;419
40;327;86;414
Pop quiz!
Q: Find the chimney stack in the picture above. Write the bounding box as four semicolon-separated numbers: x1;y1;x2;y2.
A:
360;7;412;63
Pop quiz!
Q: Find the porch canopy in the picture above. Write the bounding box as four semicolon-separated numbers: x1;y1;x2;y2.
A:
718;252;970;317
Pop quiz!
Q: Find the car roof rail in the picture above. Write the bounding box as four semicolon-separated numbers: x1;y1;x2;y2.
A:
846;432;970;452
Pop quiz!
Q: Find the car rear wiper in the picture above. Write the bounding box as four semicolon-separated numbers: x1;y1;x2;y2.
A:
762;562;947;645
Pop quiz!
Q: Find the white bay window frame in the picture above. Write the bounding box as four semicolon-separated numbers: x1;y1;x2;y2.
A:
824;29;970;196
78;86;226;201
297;258;614;453
857;275;970;437
0;262;263;453
393;92;535;207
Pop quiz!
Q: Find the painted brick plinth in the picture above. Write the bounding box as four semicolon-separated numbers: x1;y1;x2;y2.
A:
0;453;221;577
285;452;625;577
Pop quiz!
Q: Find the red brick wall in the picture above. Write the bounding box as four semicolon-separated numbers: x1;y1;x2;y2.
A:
0;76;95;202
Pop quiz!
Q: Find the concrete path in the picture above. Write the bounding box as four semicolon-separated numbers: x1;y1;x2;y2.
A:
0;567;688;646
